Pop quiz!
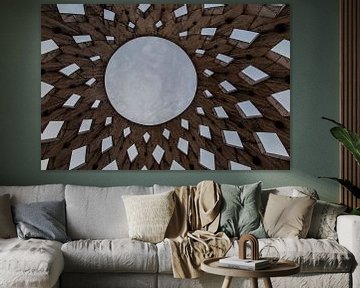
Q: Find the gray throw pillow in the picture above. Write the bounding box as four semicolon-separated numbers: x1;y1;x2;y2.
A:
0;194;17;238
307;200;347;240
218;182;266;238
12;200;70;243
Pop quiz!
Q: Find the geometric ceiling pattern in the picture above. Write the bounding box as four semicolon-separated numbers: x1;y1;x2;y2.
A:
41;4;290;170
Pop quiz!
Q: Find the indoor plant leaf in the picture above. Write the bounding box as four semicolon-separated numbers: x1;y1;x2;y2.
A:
319;177;360;199
323;117;360;165
330;127;360;165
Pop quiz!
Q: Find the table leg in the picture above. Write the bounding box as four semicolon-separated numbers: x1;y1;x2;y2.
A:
251;278;258;288
221;276;233;288
263;277;273;288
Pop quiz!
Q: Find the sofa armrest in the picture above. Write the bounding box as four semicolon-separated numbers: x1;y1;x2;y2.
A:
337;215;360;288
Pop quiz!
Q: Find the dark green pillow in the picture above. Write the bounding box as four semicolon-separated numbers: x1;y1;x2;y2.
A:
218;182;266;238
12;200;70;243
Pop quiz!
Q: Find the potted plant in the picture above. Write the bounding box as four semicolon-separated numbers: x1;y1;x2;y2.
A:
320;117;360;215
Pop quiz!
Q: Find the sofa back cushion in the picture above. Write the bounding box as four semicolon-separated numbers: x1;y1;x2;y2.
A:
65;185;153;239
261;186;319;212
218;182;266;238
263;193;316;238
0;185;65;204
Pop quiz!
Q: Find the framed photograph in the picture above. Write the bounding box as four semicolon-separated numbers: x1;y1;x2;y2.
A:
41;4;290;170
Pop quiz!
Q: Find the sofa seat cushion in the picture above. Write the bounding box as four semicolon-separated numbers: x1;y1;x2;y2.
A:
61;239;158;273
0;238;64;288
230;238;353;273
157;238;353;274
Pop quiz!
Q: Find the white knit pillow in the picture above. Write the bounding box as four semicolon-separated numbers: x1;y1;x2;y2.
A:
122;191;175;243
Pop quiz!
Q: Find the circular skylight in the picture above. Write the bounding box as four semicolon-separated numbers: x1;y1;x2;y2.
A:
105;36;197;126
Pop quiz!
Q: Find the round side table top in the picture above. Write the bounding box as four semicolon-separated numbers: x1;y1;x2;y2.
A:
201;257;300;278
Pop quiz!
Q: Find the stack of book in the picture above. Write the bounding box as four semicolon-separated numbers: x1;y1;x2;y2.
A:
218;257;271;270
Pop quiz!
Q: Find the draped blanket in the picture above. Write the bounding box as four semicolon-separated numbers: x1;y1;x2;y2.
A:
165;181;231;278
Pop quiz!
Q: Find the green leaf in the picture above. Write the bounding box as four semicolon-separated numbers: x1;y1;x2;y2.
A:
319;177;360;198
322;117;360;165
351;208;360;215
330;126;360;165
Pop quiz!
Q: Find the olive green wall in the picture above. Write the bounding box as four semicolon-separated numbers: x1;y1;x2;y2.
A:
0;0;340;202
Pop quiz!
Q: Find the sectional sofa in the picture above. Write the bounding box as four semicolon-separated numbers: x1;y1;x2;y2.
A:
0;184;359;288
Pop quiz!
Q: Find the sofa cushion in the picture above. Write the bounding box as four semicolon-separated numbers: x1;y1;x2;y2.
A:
0;184;65;204
65;185;153;239
0;238;64;288
0;194;16;238
261;186;319;212
158;237;353;274
61;239;158;273
218;182;266;238
12;200;70;243
263;193;316;238
261;238;353;273
307;200;347;240
122;191;175;243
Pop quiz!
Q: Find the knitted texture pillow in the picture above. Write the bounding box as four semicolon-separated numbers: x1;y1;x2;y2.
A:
122;191;175;243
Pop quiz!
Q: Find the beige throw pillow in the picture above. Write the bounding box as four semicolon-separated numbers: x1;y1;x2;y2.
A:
263;193;316;238
0;194;17;238
122;191;175;243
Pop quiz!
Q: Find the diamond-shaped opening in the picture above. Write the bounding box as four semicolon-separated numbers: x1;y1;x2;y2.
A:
254;132;289;159
57;4;85;15
91;99;100;109
41;121;64;142
271;39;290;59
229;161;251;170
41;39;59;55
219;80;237;93
102;160;118;170
63;94;81;108
104;9;115;21
170;160;185;170
177;137;189;155
101;136;113;153
73;35;92;44
213;106;229;118
222;130;243;149
59;63;80;77
127;144;139;163
41;81;54;98
236;100;262;118
78;119;92;134
199;125;211;139
174;5;188;18
69;145;87;170
152;145;165;164
215;53;234;66
199;148;215;170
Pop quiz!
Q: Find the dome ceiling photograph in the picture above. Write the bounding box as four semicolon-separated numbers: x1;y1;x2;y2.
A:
41;4;291;170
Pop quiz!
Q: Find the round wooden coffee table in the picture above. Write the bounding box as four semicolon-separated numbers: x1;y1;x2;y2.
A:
201;257;300;288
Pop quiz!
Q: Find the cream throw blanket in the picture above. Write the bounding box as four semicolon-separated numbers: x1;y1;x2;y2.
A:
165;181;231;278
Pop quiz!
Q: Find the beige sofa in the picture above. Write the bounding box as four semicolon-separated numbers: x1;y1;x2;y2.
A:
0;184;359;288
